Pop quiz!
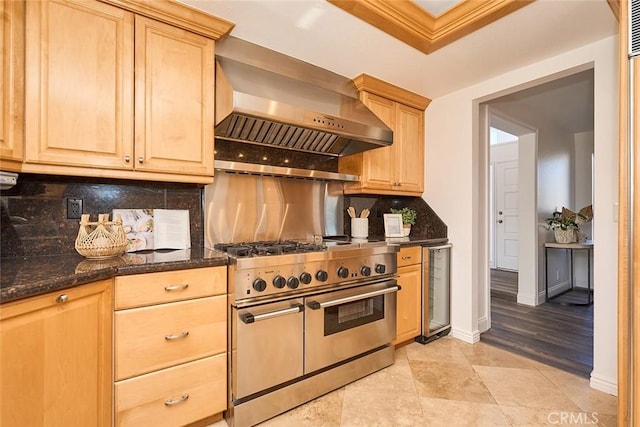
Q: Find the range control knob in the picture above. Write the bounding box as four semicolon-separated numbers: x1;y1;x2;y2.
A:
316;270;328;282
273;275;286;289
337;266;349;279
360;266;372;276
375;264;386;274
287;276;300;289
253;278;267;292
299;272;312;284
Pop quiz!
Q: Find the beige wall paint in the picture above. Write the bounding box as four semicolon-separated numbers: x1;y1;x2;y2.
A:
425;35;618;395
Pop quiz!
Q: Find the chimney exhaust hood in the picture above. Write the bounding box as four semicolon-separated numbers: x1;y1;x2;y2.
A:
214;37;393;178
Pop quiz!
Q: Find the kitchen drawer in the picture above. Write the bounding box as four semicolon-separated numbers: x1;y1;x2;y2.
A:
397;246;421;267
115;354;226;427
115;296;226;380
115;267;226;309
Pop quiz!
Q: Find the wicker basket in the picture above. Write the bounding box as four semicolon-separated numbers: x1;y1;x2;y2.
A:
75;213;127;259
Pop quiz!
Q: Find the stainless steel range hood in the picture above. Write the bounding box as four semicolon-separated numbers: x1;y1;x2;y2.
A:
215;37;393;162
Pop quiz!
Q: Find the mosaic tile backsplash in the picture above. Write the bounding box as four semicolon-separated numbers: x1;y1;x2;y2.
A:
1;174;203;258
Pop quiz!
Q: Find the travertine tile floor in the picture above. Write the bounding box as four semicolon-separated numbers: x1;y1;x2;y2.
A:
212;337;617;426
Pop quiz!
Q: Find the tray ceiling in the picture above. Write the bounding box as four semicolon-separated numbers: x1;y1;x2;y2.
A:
327;0;534;54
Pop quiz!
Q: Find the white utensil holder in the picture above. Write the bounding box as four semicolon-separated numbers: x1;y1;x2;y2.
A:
351;218;368;239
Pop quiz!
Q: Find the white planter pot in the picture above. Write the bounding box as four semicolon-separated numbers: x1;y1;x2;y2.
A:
402;225;411;237
554;228;577;244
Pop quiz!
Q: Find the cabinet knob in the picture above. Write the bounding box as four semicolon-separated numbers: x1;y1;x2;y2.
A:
124;156;131;163
55;294;68;304
138;157;144;164
498;219;503;224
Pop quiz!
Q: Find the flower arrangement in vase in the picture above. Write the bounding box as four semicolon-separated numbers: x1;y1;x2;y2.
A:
391;207;417;237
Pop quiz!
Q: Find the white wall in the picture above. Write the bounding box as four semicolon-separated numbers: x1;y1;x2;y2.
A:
424;35;618;394
537;124;576;299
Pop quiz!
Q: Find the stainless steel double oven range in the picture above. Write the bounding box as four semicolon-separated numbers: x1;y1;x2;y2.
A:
216;240;399;427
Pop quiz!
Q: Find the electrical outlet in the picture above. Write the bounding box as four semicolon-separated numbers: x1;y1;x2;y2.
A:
67;198;83;219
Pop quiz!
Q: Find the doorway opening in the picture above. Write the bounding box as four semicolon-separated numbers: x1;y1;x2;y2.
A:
490;126;519;295
478;68;595;377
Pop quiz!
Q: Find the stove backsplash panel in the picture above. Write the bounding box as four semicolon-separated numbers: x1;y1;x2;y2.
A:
204;172;344;246
1;174;203;258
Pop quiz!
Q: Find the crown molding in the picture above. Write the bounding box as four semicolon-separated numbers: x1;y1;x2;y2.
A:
327;0;533;54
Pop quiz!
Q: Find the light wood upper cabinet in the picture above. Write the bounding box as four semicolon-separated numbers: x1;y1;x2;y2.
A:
25;0;134;170
0;279;113;427
15;0;233;183
134;15;214;176
0;0;24;165
340;74;430;196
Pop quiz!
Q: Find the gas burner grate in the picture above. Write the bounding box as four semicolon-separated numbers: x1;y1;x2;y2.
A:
214;240;327;257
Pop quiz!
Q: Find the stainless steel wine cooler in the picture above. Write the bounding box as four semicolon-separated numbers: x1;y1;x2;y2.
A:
415;244;452;344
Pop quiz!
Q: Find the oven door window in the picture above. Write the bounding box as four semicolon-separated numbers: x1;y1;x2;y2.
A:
323;294;384;336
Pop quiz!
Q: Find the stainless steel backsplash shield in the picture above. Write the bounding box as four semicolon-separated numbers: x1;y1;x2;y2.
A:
204;172;344;245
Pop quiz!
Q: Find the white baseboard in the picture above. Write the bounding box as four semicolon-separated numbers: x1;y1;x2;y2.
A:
516;292;537;306
538;280;570;303
450;327;480;344
478;315;489;332
590;372;618;396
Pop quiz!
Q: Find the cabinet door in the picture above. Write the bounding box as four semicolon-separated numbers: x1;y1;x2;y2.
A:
393;264;421;345
1;0;24;162
134;16;214;176
360;92;396;190
24;0;134;169
395;103;424;193
0;280;112;427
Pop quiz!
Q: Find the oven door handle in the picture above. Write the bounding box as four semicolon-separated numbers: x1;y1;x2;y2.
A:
239;303;304;324
307;285;401;310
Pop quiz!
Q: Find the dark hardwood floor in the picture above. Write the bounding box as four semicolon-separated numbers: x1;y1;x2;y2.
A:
482;269;594;378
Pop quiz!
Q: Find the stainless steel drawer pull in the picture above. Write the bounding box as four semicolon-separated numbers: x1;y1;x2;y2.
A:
164;331;189;340
55;294;68;304
307;286;400;310
164;393;189;406
164;283;189;291
240;303;304;324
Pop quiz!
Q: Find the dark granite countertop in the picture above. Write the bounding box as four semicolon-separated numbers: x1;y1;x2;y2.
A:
1;247;229;304
361;235;449;247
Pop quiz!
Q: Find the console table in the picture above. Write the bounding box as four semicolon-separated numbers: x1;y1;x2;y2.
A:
544;240;593;306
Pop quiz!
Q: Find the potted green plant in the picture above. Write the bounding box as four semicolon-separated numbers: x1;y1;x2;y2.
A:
391;207;417;236
545;211;578;243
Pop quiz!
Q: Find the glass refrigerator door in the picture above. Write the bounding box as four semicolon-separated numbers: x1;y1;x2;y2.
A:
429;246;451;334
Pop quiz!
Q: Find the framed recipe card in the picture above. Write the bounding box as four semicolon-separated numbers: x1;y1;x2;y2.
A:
383;213;404;237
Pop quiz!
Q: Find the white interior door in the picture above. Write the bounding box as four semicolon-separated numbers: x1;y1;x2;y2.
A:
495;160;519;270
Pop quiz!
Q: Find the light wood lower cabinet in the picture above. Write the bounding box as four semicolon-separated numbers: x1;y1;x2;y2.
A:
0;279;112;427
394;246;422;345
116;354;226;427
115;296;226;380
114;266;227;426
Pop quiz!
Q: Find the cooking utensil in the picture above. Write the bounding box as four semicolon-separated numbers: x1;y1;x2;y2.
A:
360;209;370;218
347;207;356;218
